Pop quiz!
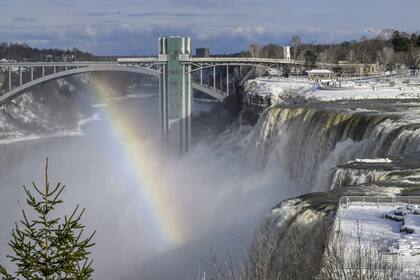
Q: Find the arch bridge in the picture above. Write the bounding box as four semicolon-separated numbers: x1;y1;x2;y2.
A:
0;37;303;154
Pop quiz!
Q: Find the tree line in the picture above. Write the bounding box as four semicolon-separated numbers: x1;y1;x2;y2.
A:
0;42;101;62
244;29;420;71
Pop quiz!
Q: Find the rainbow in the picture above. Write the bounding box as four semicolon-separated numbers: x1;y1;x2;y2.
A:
86;77;186;250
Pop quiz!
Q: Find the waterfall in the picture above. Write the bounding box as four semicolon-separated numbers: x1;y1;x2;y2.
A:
330;166;396;189
254;104;420;192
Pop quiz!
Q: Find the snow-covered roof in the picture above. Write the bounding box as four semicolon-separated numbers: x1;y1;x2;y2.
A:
307;69;334;74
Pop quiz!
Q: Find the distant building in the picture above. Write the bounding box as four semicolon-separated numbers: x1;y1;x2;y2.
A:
0;58;17;63
44;55;54;62
307;69;336;81
62;54;75;62
196;48;210;57
330;61;380;77
283;46;291;60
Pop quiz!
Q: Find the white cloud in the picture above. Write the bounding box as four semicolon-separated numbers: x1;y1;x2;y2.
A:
1;0;419;55
85;26;96;37
232;26;266;39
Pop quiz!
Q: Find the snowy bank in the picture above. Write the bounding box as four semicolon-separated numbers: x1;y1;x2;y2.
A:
244;76;420;106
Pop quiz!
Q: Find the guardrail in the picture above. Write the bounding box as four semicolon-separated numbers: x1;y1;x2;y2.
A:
0;61;118;67
332;196;420;235
186;57;304;64
338;195;420;209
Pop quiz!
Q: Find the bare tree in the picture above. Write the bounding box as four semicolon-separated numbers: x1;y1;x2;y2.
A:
211;221;328;280
319;219;418;280
210;217;420;280
377;29;396;41
248;44;262;58
347;49;356;63
291;35;302;60
378;46;396;72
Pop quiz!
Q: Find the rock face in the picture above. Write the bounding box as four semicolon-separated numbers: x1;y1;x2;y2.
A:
0;72;154;143
0;78;92;142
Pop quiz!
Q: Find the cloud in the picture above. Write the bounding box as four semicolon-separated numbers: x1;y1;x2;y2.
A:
1;0;419;56
161;0;236;8
12;16;36;22
0;21;370;56
232;26;266;40
125;12;205;18
27;39;51;45
85;26;97;37
1;0;419;55
78;12;120;17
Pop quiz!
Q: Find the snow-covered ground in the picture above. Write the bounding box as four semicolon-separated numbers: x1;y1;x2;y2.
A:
352;158;393;163
336;200;420;269
244;77;315;104
244;76;420;105
308;87;420;102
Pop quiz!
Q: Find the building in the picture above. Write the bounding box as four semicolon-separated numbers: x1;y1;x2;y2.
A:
330;61;380;77
0;58;17;63
44;55;54;62
283;46;291;60
196;48;210;57
307;69;336;81
62;54;75;62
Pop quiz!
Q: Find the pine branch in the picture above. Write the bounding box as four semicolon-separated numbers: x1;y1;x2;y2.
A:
0;265;15;280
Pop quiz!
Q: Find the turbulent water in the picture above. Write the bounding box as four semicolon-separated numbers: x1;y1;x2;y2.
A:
256;100;420;192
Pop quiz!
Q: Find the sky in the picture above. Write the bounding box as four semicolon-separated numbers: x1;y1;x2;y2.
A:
0;0;419;55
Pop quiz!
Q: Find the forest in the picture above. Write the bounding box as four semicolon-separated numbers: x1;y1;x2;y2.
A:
245;29;420;71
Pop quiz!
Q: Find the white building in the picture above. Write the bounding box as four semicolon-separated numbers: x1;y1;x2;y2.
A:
283;46;291;60
307;69;335;82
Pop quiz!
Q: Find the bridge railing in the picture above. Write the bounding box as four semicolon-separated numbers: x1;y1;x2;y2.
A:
185;57;304;64
338;195;420;208
0;61;117;67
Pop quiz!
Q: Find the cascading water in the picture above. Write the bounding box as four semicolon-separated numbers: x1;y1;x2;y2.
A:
329;150;420;190
330;165;396;189
254;101;420;192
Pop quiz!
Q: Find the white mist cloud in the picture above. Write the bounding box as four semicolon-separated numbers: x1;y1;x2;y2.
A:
0;81;304;279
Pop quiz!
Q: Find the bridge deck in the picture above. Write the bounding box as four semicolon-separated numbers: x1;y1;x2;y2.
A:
186;57;303;65
0;56;304;105
0;56;303;68
0;61;119;67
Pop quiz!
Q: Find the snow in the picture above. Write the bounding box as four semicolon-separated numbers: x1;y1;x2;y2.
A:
337;202;420;268
308;69;334;74
405;214;420;233
244;76;420;105
352;158;393;163
307;88;420;102
244;77;315;97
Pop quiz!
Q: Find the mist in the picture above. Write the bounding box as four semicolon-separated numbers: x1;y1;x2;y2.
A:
0;76;303;279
